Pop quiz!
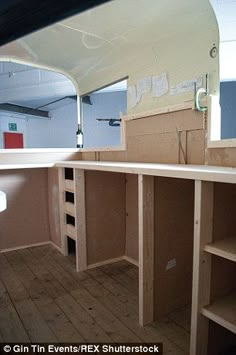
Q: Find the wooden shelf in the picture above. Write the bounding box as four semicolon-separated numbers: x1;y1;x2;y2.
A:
55;160;236;184
204;236;236;262
65;224;77;240
64;179;74;192
202;292;236;334
64;202;75;217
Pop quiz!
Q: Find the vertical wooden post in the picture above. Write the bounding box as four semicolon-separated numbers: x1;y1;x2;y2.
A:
138;174;154;326
74;169;87;272
190;180;214;355
58;167;67;256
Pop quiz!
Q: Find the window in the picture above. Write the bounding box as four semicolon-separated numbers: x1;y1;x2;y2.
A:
80;79;127;149
0;61;78;149
209;0;236;145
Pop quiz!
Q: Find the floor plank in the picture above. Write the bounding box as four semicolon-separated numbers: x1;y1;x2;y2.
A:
0;253;57;343
43;246;189;353
30;247;140;343
0;244;189;353
19;249;111;343
5;251;84;343
0;279;30;342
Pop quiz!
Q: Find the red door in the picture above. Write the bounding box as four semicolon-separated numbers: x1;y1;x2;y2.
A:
3;132;24;149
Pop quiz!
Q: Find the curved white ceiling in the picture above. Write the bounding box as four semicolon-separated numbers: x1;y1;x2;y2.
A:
0;0;218;96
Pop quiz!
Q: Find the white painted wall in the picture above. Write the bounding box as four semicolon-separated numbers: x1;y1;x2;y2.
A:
82;90;127;148
27;101;78;148
0;101;77;148
0;113;26;148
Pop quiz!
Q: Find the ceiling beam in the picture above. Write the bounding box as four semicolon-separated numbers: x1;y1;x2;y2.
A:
0;0;112;47
0;103;49;118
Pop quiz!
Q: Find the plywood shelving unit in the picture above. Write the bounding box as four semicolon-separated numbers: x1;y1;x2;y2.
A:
58;167;87;272
55;161;236;349
202;292;236;335
204;236;236;263
191;181;236;355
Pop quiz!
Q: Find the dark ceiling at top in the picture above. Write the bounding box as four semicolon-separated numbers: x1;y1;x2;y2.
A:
0;0;112;47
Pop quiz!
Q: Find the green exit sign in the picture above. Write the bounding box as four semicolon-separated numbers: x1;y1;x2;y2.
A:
8;123;17;131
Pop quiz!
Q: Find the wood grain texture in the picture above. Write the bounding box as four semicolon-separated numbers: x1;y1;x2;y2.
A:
126;108;203;137
204;236;236;262
125;174;138;262
0;244;189;352
190;181;214;355
202;291;236;335
138;175;154;326
74;169;87;271
56;161;236;184
48;167;61;248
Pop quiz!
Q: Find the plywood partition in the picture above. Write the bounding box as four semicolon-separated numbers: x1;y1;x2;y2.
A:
154;177;194;319
80;107;205;165
0;169;50;251
85;171;126;266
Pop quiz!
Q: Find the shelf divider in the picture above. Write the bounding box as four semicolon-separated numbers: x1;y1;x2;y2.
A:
204;236;236;263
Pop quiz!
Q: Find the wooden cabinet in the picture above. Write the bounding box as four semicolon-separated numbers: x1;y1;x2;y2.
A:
190;181;236;355
58;167;87;272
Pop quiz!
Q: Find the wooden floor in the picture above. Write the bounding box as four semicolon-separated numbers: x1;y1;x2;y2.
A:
0;245;190;354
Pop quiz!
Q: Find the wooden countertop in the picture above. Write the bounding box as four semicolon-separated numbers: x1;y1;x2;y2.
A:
1;160;236;185
55;160;236;184
0;163;54;170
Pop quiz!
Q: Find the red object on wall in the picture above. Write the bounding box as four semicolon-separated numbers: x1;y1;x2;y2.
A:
3;132;24;149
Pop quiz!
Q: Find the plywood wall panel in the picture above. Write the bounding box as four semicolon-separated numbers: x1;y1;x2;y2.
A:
0;169;50;251
213;183;236;242
99;150;127;162
125;174;138;262
125;132;179;163
154;177;194;319
186;130;205;165
80;152;96;161
126;109;203;137
207;147;236;167
85;171;126;265
80;108;205;165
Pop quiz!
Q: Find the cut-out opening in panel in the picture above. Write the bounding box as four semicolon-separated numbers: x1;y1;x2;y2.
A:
67;236;76;255
64;167;74;180
66;214;75;226
65;191;74;204
80;79;127;149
